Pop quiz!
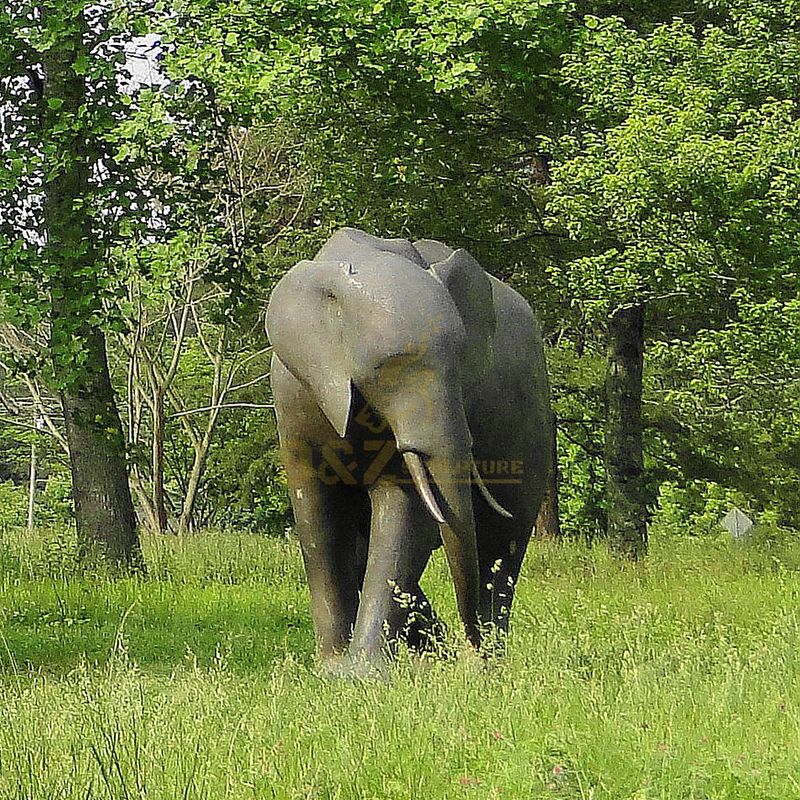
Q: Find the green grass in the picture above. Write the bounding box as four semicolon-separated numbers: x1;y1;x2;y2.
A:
1;527;800;799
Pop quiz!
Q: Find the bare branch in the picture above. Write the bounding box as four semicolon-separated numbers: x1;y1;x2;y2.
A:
228;371;271;393
169;401;275;419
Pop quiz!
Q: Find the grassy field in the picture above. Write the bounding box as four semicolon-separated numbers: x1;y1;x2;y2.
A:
1;527;799;799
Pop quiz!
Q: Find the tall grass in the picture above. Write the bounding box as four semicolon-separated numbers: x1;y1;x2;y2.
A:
1;527;799;798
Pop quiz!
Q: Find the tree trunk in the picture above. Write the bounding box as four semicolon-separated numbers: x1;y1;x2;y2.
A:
58;334;144;570
42;8;143;572
535;412;561;538
177;428;213;536
604;303;647;559
130;469;161;534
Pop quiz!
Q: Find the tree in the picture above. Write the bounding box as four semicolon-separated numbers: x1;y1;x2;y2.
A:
547;3;800;551
117;245;275;535
1;1;154;570
107;53;309;533
158;0;580;542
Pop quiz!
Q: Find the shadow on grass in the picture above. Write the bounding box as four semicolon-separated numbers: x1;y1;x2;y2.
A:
0;578;315;675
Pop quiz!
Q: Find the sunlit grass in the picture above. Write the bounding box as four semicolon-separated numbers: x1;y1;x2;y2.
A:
1;527;799;798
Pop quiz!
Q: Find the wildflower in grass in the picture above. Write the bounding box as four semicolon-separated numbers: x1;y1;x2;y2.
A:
552;764;564;777
458;774;481;787
491;730;503;741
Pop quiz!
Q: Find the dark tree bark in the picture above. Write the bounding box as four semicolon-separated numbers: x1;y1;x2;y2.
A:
535;412;561;538
41;8;144;572
604;303;647;559
58;333;144;570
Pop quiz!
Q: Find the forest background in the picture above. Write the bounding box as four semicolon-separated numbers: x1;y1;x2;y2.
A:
1;0;798;564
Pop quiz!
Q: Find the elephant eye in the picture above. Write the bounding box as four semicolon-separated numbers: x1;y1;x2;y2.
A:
372;353;416;381
376;352;408;369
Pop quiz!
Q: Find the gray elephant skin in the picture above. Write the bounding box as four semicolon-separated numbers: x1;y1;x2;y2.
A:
266;227;552;671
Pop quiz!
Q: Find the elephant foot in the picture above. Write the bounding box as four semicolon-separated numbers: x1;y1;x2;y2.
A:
316;653;349;680
395;590;450;655
317;651;390;682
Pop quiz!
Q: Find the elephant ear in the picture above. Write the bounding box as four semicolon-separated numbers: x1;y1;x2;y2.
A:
430;248;495;376
413;238;454;267
266;259;355;437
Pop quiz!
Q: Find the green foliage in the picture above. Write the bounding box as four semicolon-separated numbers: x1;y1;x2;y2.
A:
159;0;576;311
200;413;292;534
37;473;74;525
0;1;162;381
547;345;607;540
0;476;73;530
0;483;28;528
3;0;798;546
546;3;800;531
548;11;800;320
649;297;800;526
653;480;750;536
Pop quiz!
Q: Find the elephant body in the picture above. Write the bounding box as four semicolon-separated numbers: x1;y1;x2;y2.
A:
267;228;551;670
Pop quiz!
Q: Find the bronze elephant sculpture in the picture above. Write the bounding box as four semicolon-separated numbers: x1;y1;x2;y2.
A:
267;228;552;673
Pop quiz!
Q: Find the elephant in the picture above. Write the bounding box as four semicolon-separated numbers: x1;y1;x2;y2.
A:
266;227;552;672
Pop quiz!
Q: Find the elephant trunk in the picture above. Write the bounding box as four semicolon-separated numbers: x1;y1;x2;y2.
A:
400;445;481;650
371;381;482;649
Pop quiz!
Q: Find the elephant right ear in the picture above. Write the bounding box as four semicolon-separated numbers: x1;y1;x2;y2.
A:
431;249;496;374
266;260;355;438
413;238;454;267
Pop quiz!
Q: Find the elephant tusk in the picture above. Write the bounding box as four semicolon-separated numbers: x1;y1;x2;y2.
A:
402;451;446;525
471;457;514;519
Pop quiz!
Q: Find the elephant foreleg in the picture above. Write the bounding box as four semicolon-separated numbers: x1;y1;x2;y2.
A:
272;356;370;663
284;456;369;659
349;479;439;663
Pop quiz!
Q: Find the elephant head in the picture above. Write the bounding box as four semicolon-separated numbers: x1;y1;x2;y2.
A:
265;228;504;647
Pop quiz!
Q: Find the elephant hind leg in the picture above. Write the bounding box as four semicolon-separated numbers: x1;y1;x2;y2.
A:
401;584;448;654
474;496;535;647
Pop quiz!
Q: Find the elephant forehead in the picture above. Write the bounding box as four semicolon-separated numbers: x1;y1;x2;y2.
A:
267;254;467;357
314;226;428;268
330;254;456;317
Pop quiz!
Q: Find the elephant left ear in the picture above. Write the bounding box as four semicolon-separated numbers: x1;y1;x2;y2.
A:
431;249;495;375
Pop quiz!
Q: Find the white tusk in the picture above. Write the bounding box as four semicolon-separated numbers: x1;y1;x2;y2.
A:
402;451;446;525
471;457;513;519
